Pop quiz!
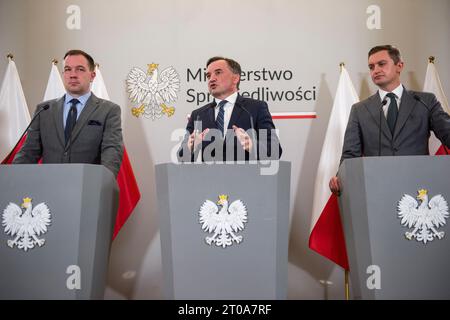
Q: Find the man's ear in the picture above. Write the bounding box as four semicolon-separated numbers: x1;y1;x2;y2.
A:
233;74;240;86
90;71;96;82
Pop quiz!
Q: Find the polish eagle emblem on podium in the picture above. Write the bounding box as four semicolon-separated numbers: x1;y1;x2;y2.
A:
199;195;248;248
397;189;449;244
2;197;51;251
126;63;180;120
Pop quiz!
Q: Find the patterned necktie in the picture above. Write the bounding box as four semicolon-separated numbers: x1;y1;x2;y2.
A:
65;98;79;144
216;100;227;137
386;92;398;135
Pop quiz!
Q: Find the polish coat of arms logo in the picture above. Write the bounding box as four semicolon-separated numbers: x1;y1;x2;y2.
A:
199;195;248;248
126;63;180;120
397;189;449;244
2;197;51;251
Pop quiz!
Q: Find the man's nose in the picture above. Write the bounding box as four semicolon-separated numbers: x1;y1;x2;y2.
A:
373;65;382;73
66;69;78;77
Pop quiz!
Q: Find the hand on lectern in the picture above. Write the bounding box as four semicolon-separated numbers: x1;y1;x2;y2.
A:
329;176;341;196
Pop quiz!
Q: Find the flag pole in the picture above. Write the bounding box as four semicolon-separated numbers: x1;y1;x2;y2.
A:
339;62;351;301
52;58;58;65
428;56;435;64
345;269;350;300
6;53;13;60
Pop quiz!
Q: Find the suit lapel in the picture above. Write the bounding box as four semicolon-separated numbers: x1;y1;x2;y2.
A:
53;96;66;147
228;95;244;130
202;95;244;140
365;93;392;139
200;102;216;130
393;89;416;139
221;95;243;142
65;93;99;150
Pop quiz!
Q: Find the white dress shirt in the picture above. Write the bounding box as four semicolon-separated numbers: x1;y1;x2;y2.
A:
378;84;403;118
214;92;238;133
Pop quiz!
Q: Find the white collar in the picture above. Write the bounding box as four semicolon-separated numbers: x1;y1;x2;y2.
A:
215;92;238;107
378;84;403;101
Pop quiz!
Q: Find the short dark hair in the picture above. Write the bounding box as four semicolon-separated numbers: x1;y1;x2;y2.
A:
368;45;402;64
63;49;95;71
207;56;241;89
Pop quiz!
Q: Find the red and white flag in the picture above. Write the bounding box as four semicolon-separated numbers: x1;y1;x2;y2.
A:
309;65;359;270
43;61;65;101
0;57;30;163
423;57;450;155
92;65;141;239
91;64;110;100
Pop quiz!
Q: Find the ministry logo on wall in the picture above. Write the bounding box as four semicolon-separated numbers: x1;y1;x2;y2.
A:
126;63;180;120
2;197;51;252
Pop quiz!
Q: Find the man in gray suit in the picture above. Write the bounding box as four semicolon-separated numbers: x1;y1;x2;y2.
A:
330;45;450;194
13;49;123;177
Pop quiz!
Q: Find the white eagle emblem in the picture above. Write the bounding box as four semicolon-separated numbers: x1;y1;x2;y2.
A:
126;63;180;120
397;189;449;244
199;195;248;248
2;197;51;251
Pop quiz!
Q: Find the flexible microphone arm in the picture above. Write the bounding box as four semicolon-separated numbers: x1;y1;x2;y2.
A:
236;105;257;160
190;113;202;162
413;94;449;155
378;99;388;157
1;104;49;164
191;102;216;161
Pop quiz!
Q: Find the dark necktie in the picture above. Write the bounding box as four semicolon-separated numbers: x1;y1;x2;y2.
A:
216;100;227;137
65;98;79;144
386;92;398;135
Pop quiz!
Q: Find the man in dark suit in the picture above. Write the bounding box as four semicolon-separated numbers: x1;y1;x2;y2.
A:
13;49;123;177
330;45;450;194
178;56;282;162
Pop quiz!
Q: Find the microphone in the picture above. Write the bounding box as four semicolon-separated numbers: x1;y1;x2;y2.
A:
413;94;431;112
190;101;216;160
190;112;200;157
413;94;449;155
67;117;75;163
236;104;257;160
378;98;388;156
190;113;202;160
2;104;49;164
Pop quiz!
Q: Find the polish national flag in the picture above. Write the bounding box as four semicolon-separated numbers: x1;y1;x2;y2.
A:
92;64;141;239
309;64;359;270
423;56;450;155
0;56;30;164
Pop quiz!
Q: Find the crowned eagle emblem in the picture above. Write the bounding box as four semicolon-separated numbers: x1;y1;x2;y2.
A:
126;63;180;120
2;197;51;251
199;195;248;248
397;189;449;244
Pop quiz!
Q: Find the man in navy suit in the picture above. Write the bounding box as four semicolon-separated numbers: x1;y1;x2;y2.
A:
178;56;282;162
329;45;450;195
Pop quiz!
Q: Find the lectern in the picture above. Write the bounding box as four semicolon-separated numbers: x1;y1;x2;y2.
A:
156;161;291;299
338;156;450;299
0;164;119;299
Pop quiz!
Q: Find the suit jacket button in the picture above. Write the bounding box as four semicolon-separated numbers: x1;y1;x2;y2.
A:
64;152;68;156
